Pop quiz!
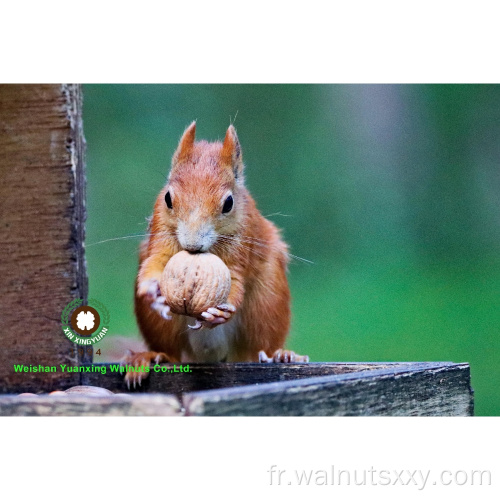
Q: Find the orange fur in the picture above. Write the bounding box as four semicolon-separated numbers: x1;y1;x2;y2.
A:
134;123;293;363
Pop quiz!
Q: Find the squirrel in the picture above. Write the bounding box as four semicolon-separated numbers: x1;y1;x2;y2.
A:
122;122;309;387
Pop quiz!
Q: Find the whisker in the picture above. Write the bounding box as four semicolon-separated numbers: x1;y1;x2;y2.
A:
218;234;313;265
87;228;313;265
222;234;271;246
220;236;282;262
216;236;269;261
286;253;314;265
263;212;292;218
86;230;176;247
218;234;268;250
213;240;277;296
86;234;150;247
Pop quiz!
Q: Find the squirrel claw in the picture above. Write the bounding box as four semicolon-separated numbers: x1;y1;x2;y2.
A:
138;278;161;298
151;296;171;320
121;350;170;390
189;304;236;330
258;351;271;363
258;349;310;363
207;307;231;319
138;278;172;320
217;303;236;313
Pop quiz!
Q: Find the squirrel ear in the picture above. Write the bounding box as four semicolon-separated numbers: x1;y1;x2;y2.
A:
173;121;196;164
221;125;243;179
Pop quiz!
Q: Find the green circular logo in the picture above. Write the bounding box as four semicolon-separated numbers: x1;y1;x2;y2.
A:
61;298;110;345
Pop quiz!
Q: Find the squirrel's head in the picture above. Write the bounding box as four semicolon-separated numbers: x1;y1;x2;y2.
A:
156;122;246;253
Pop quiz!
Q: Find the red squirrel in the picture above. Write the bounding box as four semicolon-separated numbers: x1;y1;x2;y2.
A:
123;122;309;386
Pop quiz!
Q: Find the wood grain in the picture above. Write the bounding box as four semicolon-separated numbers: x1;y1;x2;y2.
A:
182;362;473;416
0;394;181;416
0;84;87;393
80;361;388;395
0;362;473;415
85;361;473;416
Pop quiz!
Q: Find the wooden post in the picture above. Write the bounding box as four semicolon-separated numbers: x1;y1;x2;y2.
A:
0;84;88;393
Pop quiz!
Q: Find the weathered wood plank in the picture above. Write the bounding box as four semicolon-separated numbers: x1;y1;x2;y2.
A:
0;363;473;416
80;362;398;394
0;394;181;416
83;362;473;416
0;84;88;393
182;363;473;416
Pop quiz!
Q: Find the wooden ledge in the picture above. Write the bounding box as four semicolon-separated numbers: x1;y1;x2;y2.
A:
0;362;473;416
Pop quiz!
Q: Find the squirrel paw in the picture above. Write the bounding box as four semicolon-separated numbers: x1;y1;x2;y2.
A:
120;350;170;390
189;303;236;330
258;349;310;363
137;278;172;320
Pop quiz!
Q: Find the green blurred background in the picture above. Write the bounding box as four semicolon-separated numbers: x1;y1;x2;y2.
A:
83;85;499;416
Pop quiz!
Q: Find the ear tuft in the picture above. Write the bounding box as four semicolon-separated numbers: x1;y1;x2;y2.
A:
173;121;196;164
222;125;243;178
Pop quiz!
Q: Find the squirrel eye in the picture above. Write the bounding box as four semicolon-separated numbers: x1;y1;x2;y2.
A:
222;195;233;214
165;191;173;209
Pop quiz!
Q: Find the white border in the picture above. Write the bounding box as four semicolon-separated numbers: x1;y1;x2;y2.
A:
1;418;498;498
1;1;499;83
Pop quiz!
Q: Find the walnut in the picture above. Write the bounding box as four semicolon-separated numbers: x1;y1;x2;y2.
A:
160;251;231;317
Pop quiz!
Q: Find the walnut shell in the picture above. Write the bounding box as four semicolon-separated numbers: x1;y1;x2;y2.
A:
160;251;231;317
